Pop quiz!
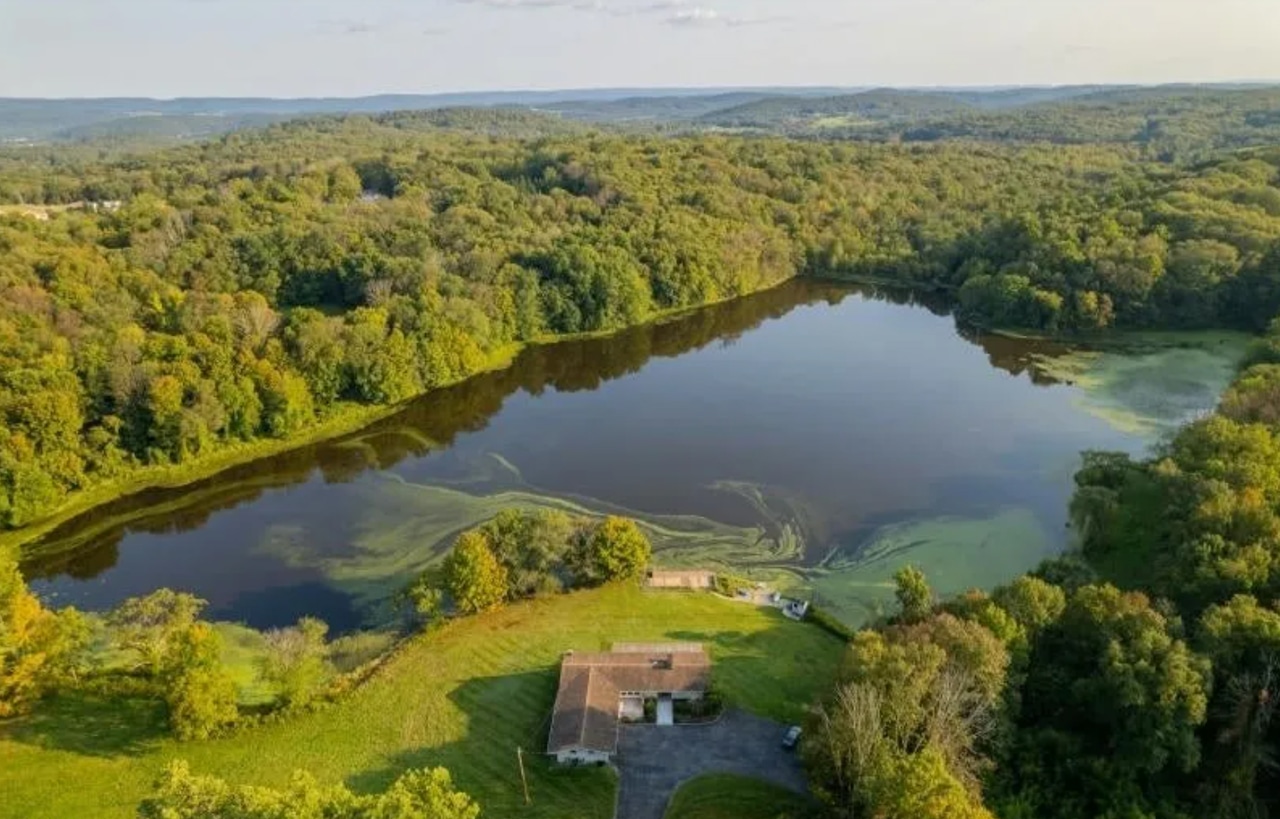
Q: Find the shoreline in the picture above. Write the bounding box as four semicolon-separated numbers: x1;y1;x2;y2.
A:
2;284;791;554
6;272;1255;556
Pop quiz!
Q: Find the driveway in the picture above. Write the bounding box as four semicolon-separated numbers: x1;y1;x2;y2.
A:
614;710;807;819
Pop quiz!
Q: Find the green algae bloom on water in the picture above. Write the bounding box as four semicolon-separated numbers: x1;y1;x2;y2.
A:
23;284;1246;631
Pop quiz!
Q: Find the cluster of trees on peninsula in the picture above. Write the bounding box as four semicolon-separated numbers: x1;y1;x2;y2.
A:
409;511;652;619
3;115;1280;531
805;320;1280;819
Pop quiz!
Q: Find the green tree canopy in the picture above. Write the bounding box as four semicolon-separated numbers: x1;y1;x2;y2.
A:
139;760;480;819
259;617;333;709
1012;585;1211;815
894;565;934;623
108;589;207;675
443;531;508;615
161;622;239;741
579;516;652;584
0;545;89;717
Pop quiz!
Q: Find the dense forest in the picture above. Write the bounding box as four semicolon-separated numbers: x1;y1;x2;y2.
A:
803;316;1280;819
3;112;1280;531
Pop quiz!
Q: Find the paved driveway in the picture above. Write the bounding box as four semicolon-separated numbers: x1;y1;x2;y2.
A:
614;710;807;819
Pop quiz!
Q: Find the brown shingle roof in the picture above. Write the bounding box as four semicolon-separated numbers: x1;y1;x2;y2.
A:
547;666;621;755
547;645;711;754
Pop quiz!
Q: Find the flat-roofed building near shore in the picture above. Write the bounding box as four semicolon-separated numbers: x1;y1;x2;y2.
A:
547;643;711;764
645;570;716;590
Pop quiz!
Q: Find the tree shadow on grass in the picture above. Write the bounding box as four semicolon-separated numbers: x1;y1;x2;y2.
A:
345;669;616;819
663;629;749;650
343;608;840;816
665;618;844;724
345;670;556;794
1;691;168;758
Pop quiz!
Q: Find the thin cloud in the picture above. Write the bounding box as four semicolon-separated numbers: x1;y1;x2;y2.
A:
666;7;721;25
450;0;785;27
663;6;787;27
317;17;449;37
316;19;383;35
453;0;606;9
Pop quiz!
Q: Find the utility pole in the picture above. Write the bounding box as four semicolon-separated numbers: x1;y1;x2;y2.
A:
517;746;531;806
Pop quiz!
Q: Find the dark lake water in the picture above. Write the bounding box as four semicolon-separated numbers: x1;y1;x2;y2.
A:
24;280;1232;630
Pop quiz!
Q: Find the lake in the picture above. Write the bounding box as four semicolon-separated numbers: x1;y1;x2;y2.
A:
23;280;1247;630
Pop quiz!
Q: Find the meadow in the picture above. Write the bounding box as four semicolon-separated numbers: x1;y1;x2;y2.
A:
0;585;844;819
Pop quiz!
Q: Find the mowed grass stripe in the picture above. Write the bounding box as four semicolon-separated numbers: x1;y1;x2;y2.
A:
0;584;843;819
664;774;815;819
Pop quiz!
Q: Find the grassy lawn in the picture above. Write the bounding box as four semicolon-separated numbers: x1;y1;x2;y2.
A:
0;585;843;819
664;774;816;819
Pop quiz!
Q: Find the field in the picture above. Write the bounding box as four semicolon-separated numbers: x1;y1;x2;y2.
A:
664;774;815;819
0;585;844;819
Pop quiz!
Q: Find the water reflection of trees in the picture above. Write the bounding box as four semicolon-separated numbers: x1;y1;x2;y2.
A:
25;278;1066;581
966;331;1073;387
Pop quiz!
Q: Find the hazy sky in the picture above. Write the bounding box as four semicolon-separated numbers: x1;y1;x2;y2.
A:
2;0;1279;98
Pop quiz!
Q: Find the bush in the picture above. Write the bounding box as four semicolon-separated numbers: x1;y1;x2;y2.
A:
808;606;856;642
712;573;754;597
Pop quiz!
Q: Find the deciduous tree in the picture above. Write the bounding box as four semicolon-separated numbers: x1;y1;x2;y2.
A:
894;565;934;623
260;617;333;709
108;589;207;675
580;516;651;584
0;546;89;717
443;531;508;615
162;622;238;740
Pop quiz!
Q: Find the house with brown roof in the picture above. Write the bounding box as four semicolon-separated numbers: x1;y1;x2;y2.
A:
547;643;711;764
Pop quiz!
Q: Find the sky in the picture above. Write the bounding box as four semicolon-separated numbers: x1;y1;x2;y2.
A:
2;0;1279;98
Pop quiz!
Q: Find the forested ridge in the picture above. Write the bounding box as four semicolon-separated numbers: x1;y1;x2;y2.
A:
3;112;1280;532
700;86;1280;159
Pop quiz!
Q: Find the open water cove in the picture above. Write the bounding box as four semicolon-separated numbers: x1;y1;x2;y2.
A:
22;280;1248;630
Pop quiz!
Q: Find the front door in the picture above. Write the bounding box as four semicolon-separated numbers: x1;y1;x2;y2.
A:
656;694;674;726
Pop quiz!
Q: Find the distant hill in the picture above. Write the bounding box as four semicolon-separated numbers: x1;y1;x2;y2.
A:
49;113;290;143
0;88;854;141
933;85;1122;109
4;84;1279;151
697;89;973;127
371;107;589;138
891;86;1280;154
537;92;783;123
